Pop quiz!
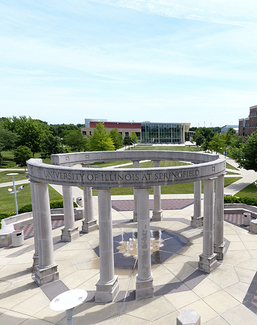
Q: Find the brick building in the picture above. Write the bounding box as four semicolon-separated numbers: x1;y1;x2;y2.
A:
239;105;257;136
81;119;190;144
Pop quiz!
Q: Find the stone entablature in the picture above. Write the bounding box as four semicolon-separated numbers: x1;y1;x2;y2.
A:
27;151;225;188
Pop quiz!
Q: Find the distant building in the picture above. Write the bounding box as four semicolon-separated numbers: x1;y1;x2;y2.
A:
220;125;238;134
81;119;190;144
239;105;257;136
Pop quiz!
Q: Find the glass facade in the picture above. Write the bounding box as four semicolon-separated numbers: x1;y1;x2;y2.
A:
141;123;182;144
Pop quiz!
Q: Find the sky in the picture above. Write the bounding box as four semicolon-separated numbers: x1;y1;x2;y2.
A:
1;0;257;127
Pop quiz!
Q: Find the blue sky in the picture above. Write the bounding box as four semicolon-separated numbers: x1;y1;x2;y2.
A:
1;0;257;127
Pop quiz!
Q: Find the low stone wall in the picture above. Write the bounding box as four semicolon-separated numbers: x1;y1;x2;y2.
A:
0;207;84;233
224;203;257;219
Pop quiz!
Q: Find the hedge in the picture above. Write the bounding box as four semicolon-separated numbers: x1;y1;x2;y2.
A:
18;200;78;214
224;195;257;206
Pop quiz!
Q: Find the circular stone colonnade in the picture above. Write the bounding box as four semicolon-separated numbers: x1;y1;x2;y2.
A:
27;150;226;302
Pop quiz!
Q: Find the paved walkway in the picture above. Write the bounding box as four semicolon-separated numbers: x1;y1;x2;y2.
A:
1;158;257;324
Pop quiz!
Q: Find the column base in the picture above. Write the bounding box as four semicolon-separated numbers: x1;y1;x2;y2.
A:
190;216;203;228
34;263;59;286
95;276;119;303
136;275;154;300
198;253;217;273
214;242;225;260
81;219;98;233
152;210;163;221
133;211;137;222
61;227;79;242
32;254;39;272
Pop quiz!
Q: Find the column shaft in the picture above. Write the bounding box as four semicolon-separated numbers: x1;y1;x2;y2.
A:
30;181;39;269
214;174;225;259
61;186;79;242
133;161;140;222
136;187;153;299
191;181;203;228
199;178;217;273
95;188;119;302
34;182;59;285
82;186;98;233
152;161;163;221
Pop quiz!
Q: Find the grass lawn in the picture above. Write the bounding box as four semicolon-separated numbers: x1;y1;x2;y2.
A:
92;177;242;196
0;185;63;215
226;162;239;171
0;170;28;183
131;145;201;151
235;181;257;199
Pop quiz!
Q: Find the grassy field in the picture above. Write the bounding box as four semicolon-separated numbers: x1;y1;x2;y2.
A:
235;182;257;199
0;148;244;214
0;184;63;215
92;177;242;196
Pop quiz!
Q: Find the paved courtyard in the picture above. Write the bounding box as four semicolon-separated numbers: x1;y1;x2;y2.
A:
2;194;257;325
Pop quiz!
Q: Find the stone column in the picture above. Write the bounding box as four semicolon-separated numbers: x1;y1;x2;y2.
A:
82;186;98;233
191;181;203;227
61;186;79;242
81;163;98;233
30;180;39;270
199;178;217;273
133;160;140;222
33;182;59;286
95;188;119;303
136;187;154;299
152;160;163;221
214;174;225;260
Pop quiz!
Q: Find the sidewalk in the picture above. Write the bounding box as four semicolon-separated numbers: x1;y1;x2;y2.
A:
2;159;257;324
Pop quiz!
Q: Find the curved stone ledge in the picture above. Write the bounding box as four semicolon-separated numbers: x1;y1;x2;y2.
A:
51;150;219;166
27;151;226;188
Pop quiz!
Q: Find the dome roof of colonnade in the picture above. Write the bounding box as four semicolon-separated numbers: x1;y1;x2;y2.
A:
26;151;226;189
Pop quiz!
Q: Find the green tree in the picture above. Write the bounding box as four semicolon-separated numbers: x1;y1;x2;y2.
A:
0;125;18;165
130;132;138;146
123;135;133;146
193;129;205;147
3;116;50;156
208;133;226;154
109;128;123;150
230;131;257;171
88;123;115;151
40;134;66;158
64;129;88;152
14;145;32;169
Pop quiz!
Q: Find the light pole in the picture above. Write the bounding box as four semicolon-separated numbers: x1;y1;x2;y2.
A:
6;173;23;215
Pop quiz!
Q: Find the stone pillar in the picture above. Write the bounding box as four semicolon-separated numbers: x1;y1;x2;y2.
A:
82;186;98;233
152;161;163;221
214;174;225;260
191;181;203;228
133;160;140;222
81;163;98;233
33;182;59;286
30;180;39;270
61;186;79;242
95;188;119;303
136;187;154;299
199;178;217;273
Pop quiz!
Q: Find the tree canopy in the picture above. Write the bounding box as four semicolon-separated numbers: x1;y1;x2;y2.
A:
88;123;115;151
230;131;257;171
2;116;50;156
109;128;123;150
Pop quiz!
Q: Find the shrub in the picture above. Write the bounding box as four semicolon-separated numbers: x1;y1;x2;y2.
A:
18;200;78;214
224;195;257;206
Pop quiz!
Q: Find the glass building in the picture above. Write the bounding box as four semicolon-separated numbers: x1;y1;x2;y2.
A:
141;122;184;144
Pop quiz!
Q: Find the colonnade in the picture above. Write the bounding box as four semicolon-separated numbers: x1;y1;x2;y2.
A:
30;173;225;300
